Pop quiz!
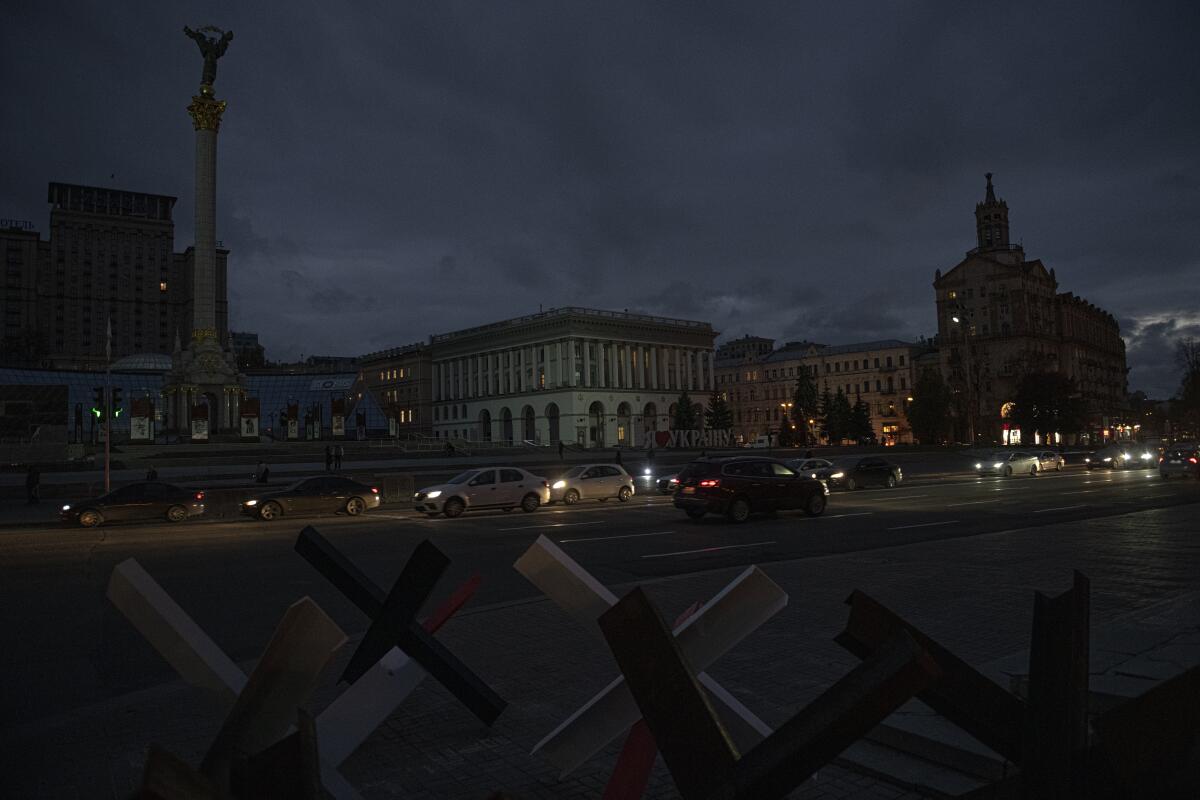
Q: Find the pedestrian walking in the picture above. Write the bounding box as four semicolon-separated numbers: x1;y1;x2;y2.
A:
615;449;622;465
334;444;343;470
146;465;158;481
445;440;454;457
558;440;565;461
25;464;40;505
255;460;269;484
325;445;333;472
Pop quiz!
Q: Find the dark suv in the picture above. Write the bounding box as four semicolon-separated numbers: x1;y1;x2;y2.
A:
1159;443;1199;479
673;457;828;522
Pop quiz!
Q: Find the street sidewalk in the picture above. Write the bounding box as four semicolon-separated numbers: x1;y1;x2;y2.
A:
3;502;1197;798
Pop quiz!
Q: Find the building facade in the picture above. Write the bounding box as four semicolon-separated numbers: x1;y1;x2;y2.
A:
933;174;1127;444
359;342;433;437
0;183;228;370
429;307;717;447
714;338;921;445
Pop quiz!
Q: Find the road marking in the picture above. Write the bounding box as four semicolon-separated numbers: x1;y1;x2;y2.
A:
500;521;607;531
372;513;434;521
824;512;874;519
1033;505;1087;513
1060;490;1097;495
887;520;960;531
641;541;776;559
945;499;996;507
560;530;676;543
855;493;930;501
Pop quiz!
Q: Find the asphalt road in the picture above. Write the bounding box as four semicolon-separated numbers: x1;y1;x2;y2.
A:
2;465;1197;727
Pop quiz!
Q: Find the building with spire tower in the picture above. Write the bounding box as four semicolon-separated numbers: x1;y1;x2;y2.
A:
933;174;1127;444
162;26;245;438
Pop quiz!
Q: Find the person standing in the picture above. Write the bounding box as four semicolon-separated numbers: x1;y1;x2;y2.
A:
334;444;343;470
558;440;565;461
325;445;333;472
256;461;270;484
615;449;622;465
25;464;40;505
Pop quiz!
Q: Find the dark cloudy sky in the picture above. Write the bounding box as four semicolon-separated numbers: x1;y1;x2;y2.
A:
3;2;1198;396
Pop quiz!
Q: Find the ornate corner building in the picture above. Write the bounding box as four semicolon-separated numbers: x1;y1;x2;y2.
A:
933;174;1128;444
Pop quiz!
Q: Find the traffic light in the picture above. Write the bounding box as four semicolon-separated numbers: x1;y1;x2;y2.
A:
111;387;124;418
91;387;105;420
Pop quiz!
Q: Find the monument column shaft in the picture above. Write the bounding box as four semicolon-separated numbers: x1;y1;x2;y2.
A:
192;127;218;334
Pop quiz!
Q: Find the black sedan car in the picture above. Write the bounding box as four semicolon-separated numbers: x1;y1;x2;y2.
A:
61;482;206;527
673;456;828;522
655;473;679;494
815;456;902;490
241;476;382;520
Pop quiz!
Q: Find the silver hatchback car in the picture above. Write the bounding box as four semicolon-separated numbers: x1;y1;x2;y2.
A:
975;451;1041;477
413;467;551;518
551;463;635;504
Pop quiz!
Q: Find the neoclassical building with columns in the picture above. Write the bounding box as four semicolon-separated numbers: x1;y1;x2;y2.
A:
429;307;717;447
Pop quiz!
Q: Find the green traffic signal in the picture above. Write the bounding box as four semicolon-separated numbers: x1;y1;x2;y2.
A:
91;407;102;419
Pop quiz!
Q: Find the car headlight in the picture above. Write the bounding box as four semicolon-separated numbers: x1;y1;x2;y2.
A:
830;472;844;479
993;462;1003;469
551;480;566;490
1102;457;1112;462
1085;457;1090;462
974;463;982;469
643;468;652;476
61;504;71;511
244;499;258;506
426;490;442;499
1141;452;1152;460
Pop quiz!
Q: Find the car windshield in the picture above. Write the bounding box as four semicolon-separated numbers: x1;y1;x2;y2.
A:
565;466;587;478
287;478;320;491
447;471;479;485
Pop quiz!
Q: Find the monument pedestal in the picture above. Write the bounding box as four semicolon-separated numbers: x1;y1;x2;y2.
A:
164;330;245;437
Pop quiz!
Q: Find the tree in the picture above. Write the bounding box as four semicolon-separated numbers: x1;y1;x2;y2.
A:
792;368;819;446
849;395;873;443
1009;372;1087;442
673;390;697;430
822;388;852;444
777;405;795;447
908;368;954;444
704;391;733;431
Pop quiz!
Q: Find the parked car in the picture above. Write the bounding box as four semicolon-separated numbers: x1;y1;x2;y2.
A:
61;482;206;527
815;456;902;490
1085;444;1158;470
784;457;833;478
1159;443;1200;479
1036;451;1066;472
655;473;680;494
673;456;828;522
241;476;381;521
550;464;635;504
975;451;1041;477
413;467;550;518
745;435;773;448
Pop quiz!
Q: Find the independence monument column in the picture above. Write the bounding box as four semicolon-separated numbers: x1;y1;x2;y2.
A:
165;25;243;438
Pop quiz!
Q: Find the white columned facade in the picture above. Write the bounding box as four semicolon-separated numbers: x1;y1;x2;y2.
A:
686;349;694;391
650;347;659;389
597;341;606;388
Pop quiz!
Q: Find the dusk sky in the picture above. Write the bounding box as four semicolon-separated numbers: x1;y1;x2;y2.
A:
3;2;1197;396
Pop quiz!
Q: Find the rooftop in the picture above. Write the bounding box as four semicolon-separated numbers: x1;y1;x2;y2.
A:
431;306;713;343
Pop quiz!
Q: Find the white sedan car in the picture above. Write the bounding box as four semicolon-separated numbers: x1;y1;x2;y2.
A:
413;467;550;518
975;451;1041;477
550;463;635;505
784;457;833;478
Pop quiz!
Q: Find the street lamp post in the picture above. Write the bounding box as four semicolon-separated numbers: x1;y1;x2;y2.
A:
950;313;977;445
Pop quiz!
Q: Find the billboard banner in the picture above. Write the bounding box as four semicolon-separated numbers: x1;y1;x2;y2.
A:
191;418;209;441
287;418;299;440
130;417;151;441
332;415;345;437
241;415;259;438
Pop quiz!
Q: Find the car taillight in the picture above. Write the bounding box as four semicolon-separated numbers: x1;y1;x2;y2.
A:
194;492;205;501
542;480;549;488
1159;456;1164;463
1190;457;1198;464
370;487;379;494
699;479;720;488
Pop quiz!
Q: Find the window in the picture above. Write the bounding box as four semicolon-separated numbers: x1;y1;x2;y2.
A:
159;281;167;292
885;356;893;367
863;381;869;393
900;378;907;390
499;469;523;483
874;358;880;368
948;290;957;300
899;355;905;366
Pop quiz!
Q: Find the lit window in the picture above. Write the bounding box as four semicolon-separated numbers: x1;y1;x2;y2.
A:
159;281;167;292
948;290;957;299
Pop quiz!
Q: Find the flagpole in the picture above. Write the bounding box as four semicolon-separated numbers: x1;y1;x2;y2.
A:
104;317;112;493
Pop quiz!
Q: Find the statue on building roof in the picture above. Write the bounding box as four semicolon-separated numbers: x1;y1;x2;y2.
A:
183;25;234;87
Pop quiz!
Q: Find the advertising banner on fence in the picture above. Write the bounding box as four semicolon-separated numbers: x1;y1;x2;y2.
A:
130;417;151;440
642;429;733;449
191;404;209;441
332;415;345;437
241;397;260;439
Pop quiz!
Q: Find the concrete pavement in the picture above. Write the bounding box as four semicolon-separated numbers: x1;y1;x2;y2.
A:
1;467;1198;797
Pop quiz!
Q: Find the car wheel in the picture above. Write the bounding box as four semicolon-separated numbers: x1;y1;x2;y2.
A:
726;498;751;523
1002;466;1012;477
564;489;580;505
1030;464;1038;477
520;493;540;513
685;507;706;520
259;501;282;521
803;493;827;517
844;477;857;491
166;505;187;523
1057;462;1063;471
79;509;102;528
884;474;896;488
345;497;365;516
443;497;465;518
617;486;632;502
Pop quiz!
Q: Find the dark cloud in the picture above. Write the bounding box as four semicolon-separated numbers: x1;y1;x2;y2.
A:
2;1;1197;396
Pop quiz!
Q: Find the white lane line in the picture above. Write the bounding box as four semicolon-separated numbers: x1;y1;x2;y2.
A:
499;520;607;531
1033;505;1087;513
372;513;435;521
854;494;931;502
824;512;874;519
945;499;996;507
560;530;675;543
641;541;776;559
1060;490;1097;495
888;520;960;531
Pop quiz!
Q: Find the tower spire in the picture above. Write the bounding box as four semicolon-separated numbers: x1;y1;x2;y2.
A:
984;172;996;204
974;172;1010;252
